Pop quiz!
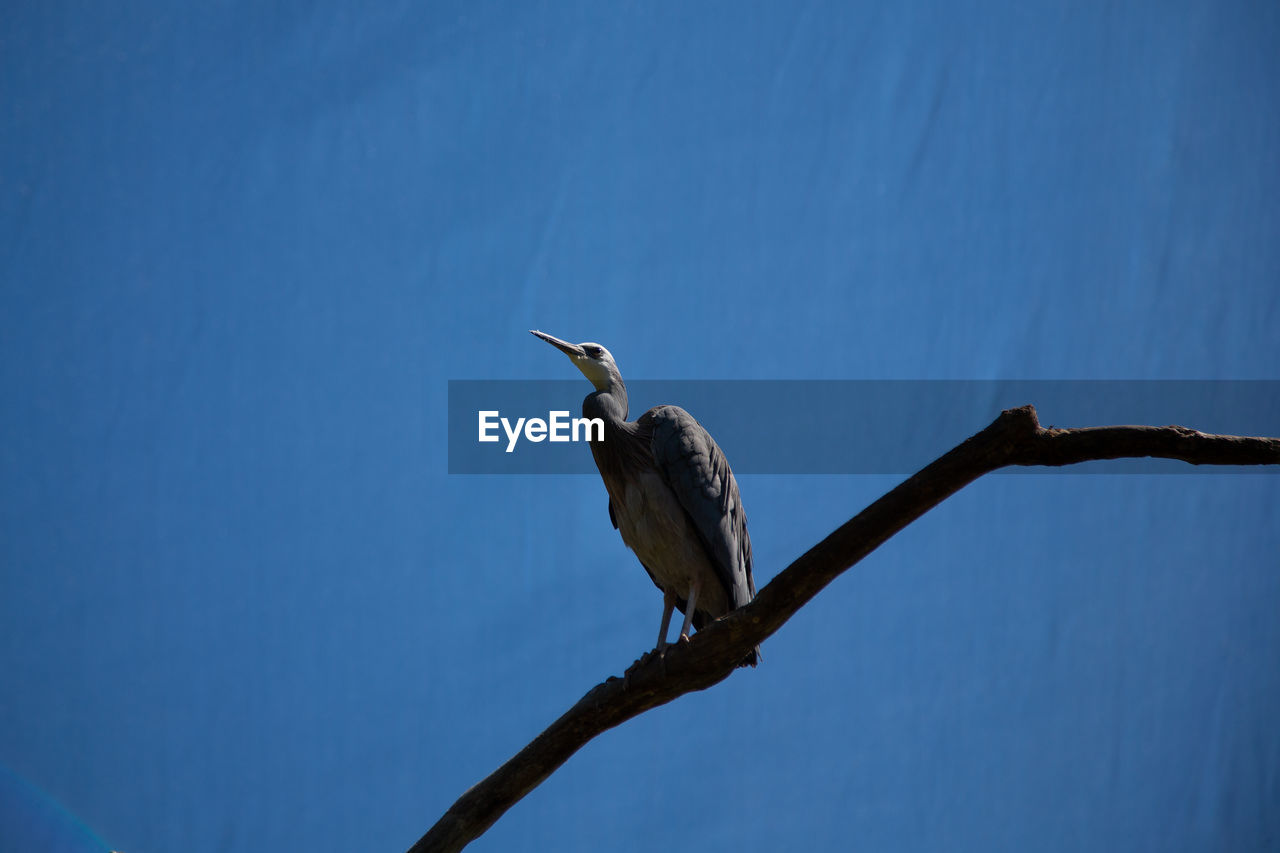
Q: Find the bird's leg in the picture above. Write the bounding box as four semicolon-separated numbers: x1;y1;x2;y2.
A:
626;591;678;688
678;578;700;643
656;589;676;653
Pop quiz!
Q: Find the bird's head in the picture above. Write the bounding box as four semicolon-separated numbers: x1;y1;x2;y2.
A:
531;330;622;391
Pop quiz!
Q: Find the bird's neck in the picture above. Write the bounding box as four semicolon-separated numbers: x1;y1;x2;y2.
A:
584;383;629;426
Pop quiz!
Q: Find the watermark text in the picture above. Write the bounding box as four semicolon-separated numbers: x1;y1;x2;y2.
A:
477;410;605;453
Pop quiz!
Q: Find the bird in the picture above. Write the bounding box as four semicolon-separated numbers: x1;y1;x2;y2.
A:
531;330;758;667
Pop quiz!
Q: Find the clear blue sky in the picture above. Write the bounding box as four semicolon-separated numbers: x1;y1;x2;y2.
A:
2;2;1278;851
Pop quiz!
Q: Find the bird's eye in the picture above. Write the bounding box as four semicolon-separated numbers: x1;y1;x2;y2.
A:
584;346;600;357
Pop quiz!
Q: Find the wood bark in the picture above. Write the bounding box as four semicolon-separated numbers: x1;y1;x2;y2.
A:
409;405;1280;853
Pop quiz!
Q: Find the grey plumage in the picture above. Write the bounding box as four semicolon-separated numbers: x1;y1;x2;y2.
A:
532;330;758;667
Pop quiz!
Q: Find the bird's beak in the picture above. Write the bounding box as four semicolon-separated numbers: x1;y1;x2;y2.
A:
530;330;584;359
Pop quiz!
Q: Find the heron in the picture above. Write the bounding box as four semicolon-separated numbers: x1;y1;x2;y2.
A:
531;330;759;667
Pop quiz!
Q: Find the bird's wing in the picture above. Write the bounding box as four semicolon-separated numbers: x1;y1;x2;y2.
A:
645;405;755;610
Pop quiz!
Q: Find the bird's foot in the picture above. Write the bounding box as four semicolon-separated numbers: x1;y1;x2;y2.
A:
623;652;649;689
623;646;668;689
677;632;691;645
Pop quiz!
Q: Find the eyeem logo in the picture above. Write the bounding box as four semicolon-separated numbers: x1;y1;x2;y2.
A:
451;379;1280;474
477;410;605;453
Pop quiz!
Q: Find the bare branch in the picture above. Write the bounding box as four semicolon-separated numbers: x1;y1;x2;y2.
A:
409;405;1280;852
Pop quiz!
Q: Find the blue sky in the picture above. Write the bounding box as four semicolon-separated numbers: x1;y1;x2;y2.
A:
2;2;1278;851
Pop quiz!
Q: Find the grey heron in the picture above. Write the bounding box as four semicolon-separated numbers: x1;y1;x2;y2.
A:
531;330;759;667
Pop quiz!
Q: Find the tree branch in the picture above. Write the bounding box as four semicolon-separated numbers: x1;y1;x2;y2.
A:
409;405;1280;852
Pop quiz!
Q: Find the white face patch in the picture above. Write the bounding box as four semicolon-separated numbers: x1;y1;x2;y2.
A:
572;345;618;391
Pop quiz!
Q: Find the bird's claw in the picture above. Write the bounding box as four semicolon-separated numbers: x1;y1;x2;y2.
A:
622;653;647;690
622;646;669;689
